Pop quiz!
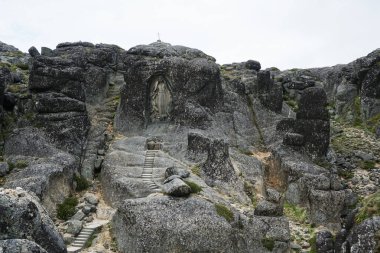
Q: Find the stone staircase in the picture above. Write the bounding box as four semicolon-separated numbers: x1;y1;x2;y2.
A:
81;73;124;179
142;150;160;191
67;220;108;253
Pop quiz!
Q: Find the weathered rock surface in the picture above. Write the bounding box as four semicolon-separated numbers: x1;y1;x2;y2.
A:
0;189;66;253
115;41;222;133
163;178;191;197
3;127;76;214
0;239;48;253
342;216;380;253
112;195;290;253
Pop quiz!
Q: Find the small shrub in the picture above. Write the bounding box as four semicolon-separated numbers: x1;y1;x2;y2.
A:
15;160;28;169
353;96;363;127
84;232;97;248
7;162;15;171
15;63;29;70
184;180;202;193
214;203;234;222
337;169;354;179
191;165;201;177
262;238;275;251
57;196;78;220
355;191;380;223
284;201;308;224
74;175;90;191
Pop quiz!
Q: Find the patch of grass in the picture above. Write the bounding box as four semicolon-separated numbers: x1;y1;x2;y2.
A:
243;181;257;207
3;51;25;57
74;174;90;192
353;96;363;127
0;176;6;186
7;84;22;93
283;93;298;112
7;161;15;171
57;196;78;220
15;63;28;70
191;165;201;177
337;169;354;179
238;148;253;156
284;201;308;224
314;157;332;170
366;113;380;134
84;232;97;248
309;233;317;253
14;160;28;169
184;180;202;194
262;238;275;251
215;203;234;222
355;191;380;223
360;160;376;170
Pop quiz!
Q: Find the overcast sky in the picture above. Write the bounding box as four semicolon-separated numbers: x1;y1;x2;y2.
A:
0;0;379;70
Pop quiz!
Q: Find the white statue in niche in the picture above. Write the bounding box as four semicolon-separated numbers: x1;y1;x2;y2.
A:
150;76;172;122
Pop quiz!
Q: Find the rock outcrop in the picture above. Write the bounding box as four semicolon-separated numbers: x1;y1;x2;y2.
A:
0;188;66;253
113;195;290;253
115;41;222;133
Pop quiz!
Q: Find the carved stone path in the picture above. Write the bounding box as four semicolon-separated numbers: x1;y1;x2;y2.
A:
142;150;160;191
67;219;109;252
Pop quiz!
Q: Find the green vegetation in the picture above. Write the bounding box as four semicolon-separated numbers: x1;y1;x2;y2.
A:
57;196;78;220
243;181;257;207
184;180;202;194
214;203;234;222
7;160;28;170
360;160;376;170
0;177;5;186
261;238;275;251
3;51;25;57
309;233;317;253
15;63;28;70
74;174;90;191
353;96;363;127
238;148;253;156
314;157;333;170
355;191;380;223
366;113;380;134
337;169;354;179
191;165;201;177
7;84;22;93
15;160;28;169
283;93;298;112
284;201;308;224
84;232;97;248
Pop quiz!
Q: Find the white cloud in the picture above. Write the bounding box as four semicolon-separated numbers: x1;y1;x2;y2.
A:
0;0;379;69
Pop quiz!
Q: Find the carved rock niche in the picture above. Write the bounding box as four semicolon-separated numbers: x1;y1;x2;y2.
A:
149;76;172;122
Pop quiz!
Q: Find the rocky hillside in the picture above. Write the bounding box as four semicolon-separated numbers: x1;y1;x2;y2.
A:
0;40;379;253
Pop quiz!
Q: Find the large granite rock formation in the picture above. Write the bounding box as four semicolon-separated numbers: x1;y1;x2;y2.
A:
0;239;48;253
113;195;290;253
115;41;222;133
0;188;66;253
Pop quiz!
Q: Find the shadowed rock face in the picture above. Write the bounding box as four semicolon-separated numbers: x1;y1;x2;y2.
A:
115;42;222;133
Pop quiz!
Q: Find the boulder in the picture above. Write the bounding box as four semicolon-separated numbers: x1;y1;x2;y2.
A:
0;239;48;253
41;47;54;57
316;230;334;253
187;132;211;162
164;167;190;179
0;162;9;177
343;217;380;253
257;70;283;112
28;46;40;57
84;193;99;205
0;189;66;253
309;190;346;231
245;60;261;71
66;220;82;236
254;200;283;216
112;195;290;253
201;139;237;186
163;178;191;197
